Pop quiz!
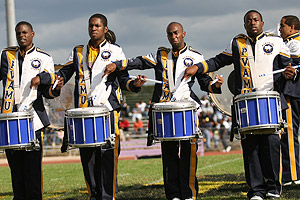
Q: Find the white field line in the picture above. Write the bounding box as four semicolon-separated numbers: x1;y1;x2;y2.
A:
198;157;242;171
145;157;242;186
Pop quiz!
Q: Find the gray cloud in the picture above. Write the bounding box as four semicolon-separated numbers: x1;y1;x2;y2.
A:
1;0;300;90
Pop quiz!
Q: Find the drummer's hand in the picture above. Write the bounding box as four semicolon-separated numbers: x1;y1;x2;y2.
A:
30;75;41;89
54;75;64;91
102;63;117;78
283;63;295;79
182;65;198;80
214;74;223;88
133;75;147;87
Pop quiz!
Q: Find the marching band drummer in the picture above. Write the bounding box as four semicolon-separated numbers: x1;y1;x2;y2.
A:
0;21;63;200
103;22;223;200
183;10;294;200
32;14;145;200
279;15;300;186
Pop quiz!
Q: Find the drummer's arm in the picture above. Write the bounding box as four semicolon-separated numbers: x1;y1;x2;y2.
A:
117;70;142;93
184;53;233;81
114;56;155;72
196;53;233;74
56;61;76;84
38;81;61;99
196;73;222;94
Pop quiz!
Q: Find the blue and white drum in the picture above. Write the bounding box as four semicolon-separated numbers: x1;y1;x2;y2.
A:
66;107;111;148
152;101;198;141
234;91;283;133
0;112;35;149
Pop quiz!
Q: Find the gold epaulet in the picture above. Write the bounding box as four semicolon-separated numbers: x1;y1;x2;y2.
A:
234;33;248;39
265;32;278;37
36;47;51;56
74;45;84;51
158;46;171;53
189;46;202;55
3;46;18;51
54;64;64;71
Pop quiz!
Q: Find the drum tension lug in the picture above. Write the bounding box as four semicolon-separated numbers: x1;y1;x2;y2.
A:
106;135;116;148
29;140;41;151
196;128;203;139
280;121;288;129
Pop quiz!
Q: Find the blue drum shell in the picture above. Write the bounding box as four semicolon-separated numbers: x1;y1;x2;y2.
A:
66;107;111;147
0;112;34;148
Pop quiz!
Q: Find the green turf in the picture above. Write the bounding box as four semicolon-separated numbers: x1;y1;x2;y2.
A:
0;154;300;199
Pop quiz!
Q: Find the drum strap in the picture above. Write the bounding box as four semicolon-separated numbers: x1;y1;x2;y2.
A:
167;51;175;93
246;39;256;89
14;53;21;104
82;45;92;98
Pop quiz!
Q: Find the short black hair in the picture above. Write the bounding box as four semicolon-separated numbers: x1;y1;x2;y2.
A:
15;21;33;31
89;13;107;27
282;15;300;30
244;10;263;23
167;22;184;32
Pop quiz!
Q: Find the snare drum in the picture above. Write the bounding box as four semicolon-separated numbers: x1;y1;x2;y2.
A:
152;101;198;141
234;91;283;133
66;107;111;148
0;112;35;149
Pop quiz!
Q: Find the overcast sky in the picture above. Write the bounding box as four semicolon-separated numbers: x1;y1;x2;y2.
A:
1;0;300;91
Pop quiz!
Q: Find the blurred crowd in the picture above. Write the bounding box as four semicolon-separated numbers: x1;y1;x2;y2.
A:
199;95;232;152
43;95;232;152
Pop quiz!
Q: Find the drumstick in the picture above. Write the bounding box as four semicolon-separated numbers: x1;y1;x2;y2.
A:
52;76;60;90
211;75;223;85
129;75;164;84
259;65;300;77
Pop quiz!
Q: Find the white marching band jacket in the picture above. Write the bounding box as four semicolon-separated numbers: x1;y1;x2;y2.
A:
283;33;300;98
0;45;60;132
39;39;141;111
114;43;221;106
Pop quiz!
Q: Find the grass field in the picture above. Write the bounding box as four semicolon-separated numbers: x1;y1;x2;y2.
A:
0;154;300;200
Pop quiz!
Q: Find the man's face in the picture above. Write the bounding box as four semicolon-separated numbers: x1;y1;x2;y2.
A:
15;24;34;50
279;18;292;39
167;23;186;50
88;17;108;42
244;12;264;38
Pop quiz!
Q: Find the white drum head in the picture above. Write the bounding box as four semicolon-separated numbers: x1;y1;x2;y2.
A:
152;101;196;111
66;106;110;117
209;64;234;116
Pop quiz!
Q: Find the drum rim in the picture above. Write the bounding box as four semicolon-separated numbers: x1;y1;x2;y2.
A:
69;142;107;148
152;101;197;110
0;111;33;119
0;143;33;149
154;135;196;141
66;106;110;116
239;124;281;132
152;108;196;112
209;93;231;116
234;91;280;101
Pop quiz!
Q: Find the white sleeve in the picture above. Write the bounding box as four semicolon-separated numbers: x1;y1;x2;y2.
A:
287;40;300;58
42;56;55;73
143;51;158;64
118;46;126;60
65;50;74;64
223;39;234;55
